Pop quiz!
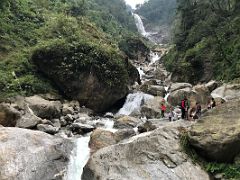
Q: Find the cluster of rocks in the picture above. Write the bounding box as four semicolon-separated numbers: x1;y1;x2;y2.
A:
0;95;98;137
82;121;210;180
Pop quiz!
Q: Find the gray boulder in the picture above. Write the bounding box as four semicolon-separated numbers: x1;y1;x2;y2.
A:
16;110;42;129
141;96;163;118
89;129;116;153
114;129;136;142
0;127;72;180
205;80;220;92
147;85;166;97
114;116;140;129
25;95;62;119
37;124;59;135
169;83;193;92
82;121;209;180
70;123;95;134
188;100;240;162
138;121;157;133
211;83;240;101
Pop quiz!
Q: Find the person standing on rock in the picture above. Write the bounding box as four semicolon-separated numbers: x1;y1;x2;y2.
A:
211;98;216;108
196;102;201;118
168;106;174;121
181;96;189;120
161;103;166;118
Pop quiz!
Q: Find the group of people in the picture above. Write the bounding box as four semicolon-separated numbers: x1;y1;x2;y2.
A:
160;96;217;121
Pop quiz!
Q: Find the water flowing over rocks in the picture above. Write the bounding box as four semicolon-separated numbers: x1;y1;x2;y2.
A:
117;92;154;116
188;100;240;163
0;127;72;180
82;121;210;180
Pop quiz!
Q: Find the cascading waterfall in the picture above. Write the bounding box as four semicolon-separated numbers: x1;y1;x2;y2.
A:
117;92;154;116
137;67;145;79
149;52;160;65
65;118;116;180
133;14;148;36
65;136;91;180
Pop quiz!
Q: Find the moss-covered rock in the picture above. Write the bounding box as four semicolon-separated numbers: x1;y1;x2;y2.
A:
32;39;138;112
119;36;150;61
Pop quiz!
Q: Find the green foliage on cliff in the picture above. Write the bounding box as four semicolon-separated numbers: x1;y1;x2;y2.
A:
163;0;240;84
0;0;139;99
135;0;177;28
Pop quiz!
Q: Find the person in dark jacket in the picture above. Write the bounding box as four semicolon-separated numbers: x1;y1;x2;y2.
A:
181;96;189;120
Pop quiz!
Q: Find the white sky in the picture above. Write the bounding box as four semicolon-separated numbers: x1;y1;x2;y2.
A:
124;0;147;9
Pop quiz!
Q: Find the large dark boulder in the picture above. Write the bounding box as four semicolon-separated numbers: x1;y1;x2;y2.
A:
32;40;138;112
119;36;150;62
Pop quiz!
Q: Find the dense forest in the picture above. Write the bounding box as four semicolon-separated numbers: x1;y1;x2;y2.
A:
163;0;240;84
0;0;145;99
135;0;176;29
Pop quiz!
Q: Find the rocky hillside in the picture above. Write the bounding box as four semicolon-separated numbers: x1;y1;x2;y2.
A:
163;0;240;84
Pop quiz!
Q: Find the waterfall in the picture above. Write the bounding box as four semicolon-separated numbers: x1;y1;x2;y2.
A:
137;67;145;79
65;118;116;180
149;52;160;65
117;92;154;116
65;136;91;180
133;14;147;36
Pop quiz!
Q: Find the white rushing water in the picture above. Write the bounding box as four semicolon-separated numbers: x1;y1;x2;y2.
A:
137;67;145;79
66;118;116;180
65;136;91;180
149;51;160;65
118;92;154;116
133;14;148;36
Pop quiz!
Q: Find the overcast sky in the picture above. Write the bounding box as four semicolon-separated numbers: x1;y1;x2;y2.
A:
124;0;147;9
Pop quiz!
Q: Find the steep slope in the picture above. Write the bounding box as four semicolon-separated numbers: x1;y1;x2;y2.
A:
163;0;240;84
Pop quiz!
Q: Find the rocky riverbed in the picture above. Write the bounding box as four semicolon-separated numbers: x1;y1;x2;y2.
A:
1;44;240;180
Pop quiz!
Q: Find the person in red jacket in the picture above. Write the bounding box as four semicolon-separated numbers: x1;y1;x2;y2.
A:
161;103;166;118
